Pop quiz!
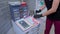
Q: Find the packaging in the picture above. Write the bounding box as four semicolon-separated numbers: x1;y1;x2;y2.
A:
9;1;21;21
20;2;29;18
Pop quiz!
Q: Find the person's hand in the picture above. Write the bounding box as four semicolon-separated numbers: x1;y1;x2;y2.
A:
34;14;43;18
40;5;46;10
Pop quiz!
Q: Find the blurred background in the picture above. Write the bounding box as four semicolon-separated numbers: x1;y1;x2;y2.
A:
0;0;54;34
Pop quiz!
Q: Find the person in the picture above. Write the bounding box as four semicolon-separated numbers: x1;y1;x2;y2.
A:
34;0;60;34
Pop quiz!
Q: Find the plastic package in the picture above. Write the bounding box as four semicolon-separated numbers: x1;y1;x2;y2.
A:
9;1;21;21
20;2;29;18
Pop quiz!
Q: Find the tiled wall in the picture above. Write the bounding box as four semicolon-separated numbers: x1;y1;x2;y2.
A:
0;0;21;34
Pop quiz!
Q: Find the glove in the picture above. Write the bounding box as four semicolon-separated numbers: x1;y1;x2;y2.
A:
36;10;41;13
34;14;43;18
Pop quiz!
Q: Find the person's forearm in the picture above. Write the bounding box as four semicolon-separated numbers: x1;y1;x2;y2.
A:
42;0;59;16
42;8;56;16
